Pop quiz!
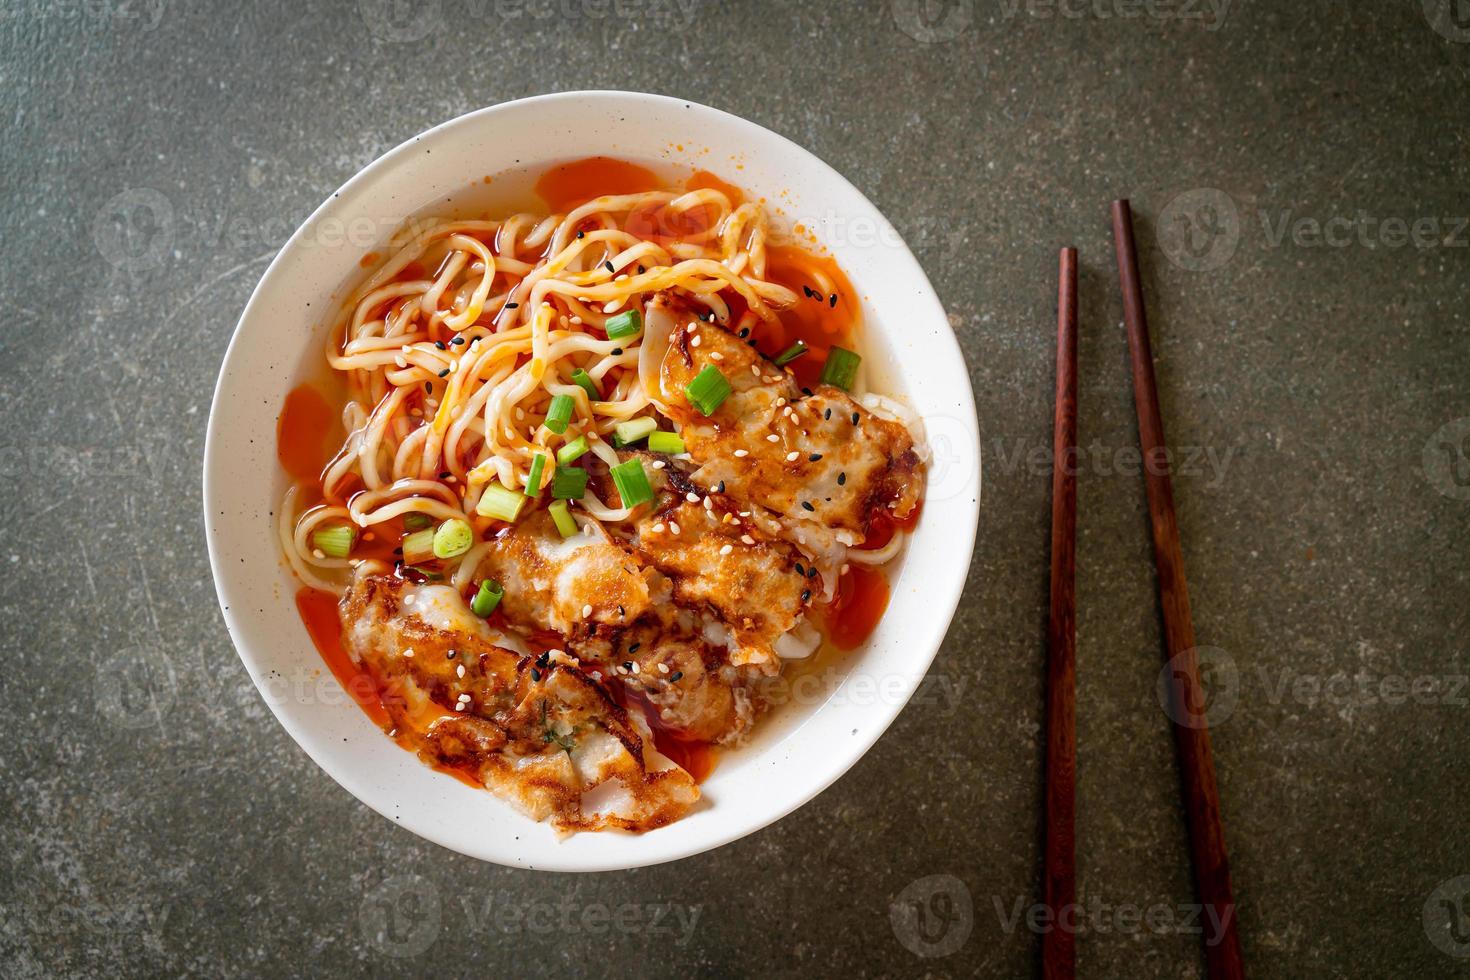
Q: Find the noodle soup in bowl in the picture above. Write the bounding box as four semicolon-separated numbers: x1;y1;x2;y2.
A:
205;91;979;870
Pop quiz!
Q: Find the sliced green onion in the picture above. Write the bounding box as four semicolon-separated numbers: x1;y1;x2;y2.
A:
612;416;658;447
470;579;503;617
556;435;590;466
524;453;547;497
684;364;731;416
548;500;578;538
402;512;433;531
611;458;654;508
543;393;575;434
570;368;600;403
312;524;356;559
647;430;686;455
819;346;861;391
475;481;527;522
402;528;436;565
774;341;809;366
551;466;589;500
604;309;642;340
432;518;474;559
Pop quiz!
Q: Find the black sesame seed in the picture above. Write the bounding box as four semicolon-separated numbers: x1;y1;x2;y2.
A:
452;336;466;344
577;230;585;239
612;347;623;355
434;340;446;350
504;302;518;309
439;470;451;479
795;562;805;576
851;412;860;425
837;472;847;485
618;604;625;617
738;327;750;338
801;500;815;512
801;387;814;397
531;668;542;681
638;264;646;273
716;481;725;493
424;382;433;392
801;589;811;602
438;369;449;378
604;260;615;273
670;671;683;682
809;453;823;462
628;642;640;653
807;567;818;578
447;650;457;659
824;408;831;420
802;285;815;298
623;662;634;671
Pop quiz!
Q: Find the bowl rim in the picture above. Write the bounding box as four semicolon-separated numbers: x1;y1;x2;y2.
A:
204;90;980;871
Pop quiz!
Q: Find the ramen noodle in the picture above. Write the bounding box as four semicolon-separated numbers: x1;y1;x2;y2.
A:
276;158;927;832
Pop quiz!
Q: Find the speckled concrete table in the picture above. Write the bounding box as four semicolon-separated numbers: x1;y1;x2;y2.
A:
3;1;1468;976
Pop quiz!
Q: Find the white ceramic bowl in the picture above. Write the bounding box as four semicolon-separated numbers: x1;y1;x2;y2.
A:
204;91;980;871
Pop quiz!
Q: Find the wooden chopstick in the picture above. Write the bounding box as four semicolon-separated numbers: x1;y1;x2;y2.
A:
1043;247;1079;980
1110;200;1245;980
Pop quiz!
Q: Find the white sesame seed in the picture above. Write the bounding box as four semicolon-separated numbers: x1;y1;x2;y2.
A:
766;434;780;443
630;662;640;674
615;274;628;282
741;534;755;545
733;449;749;457
686;323;698;334
669;521;681;535
739;511;750;517
691;336;701;348
312;548;325;559
719;544;733;556
840;563;850;575
393;356;407;369
709;352;723;361
403;648;415;658
403;594;415;606
582;604;593;618
652;460;666;469
685;491;699;503
750;364;760;376
652;522;666;533
786;451;800;461
455;702;466;711
776;398;787;407
570;315;583;325
456;664;465;678
703;497;713;510
658;663;669;674
458;693;471;702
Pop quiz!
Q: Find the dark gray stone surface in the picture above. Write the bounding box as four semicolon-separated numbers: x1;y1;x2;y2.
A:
2;0;1468;976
